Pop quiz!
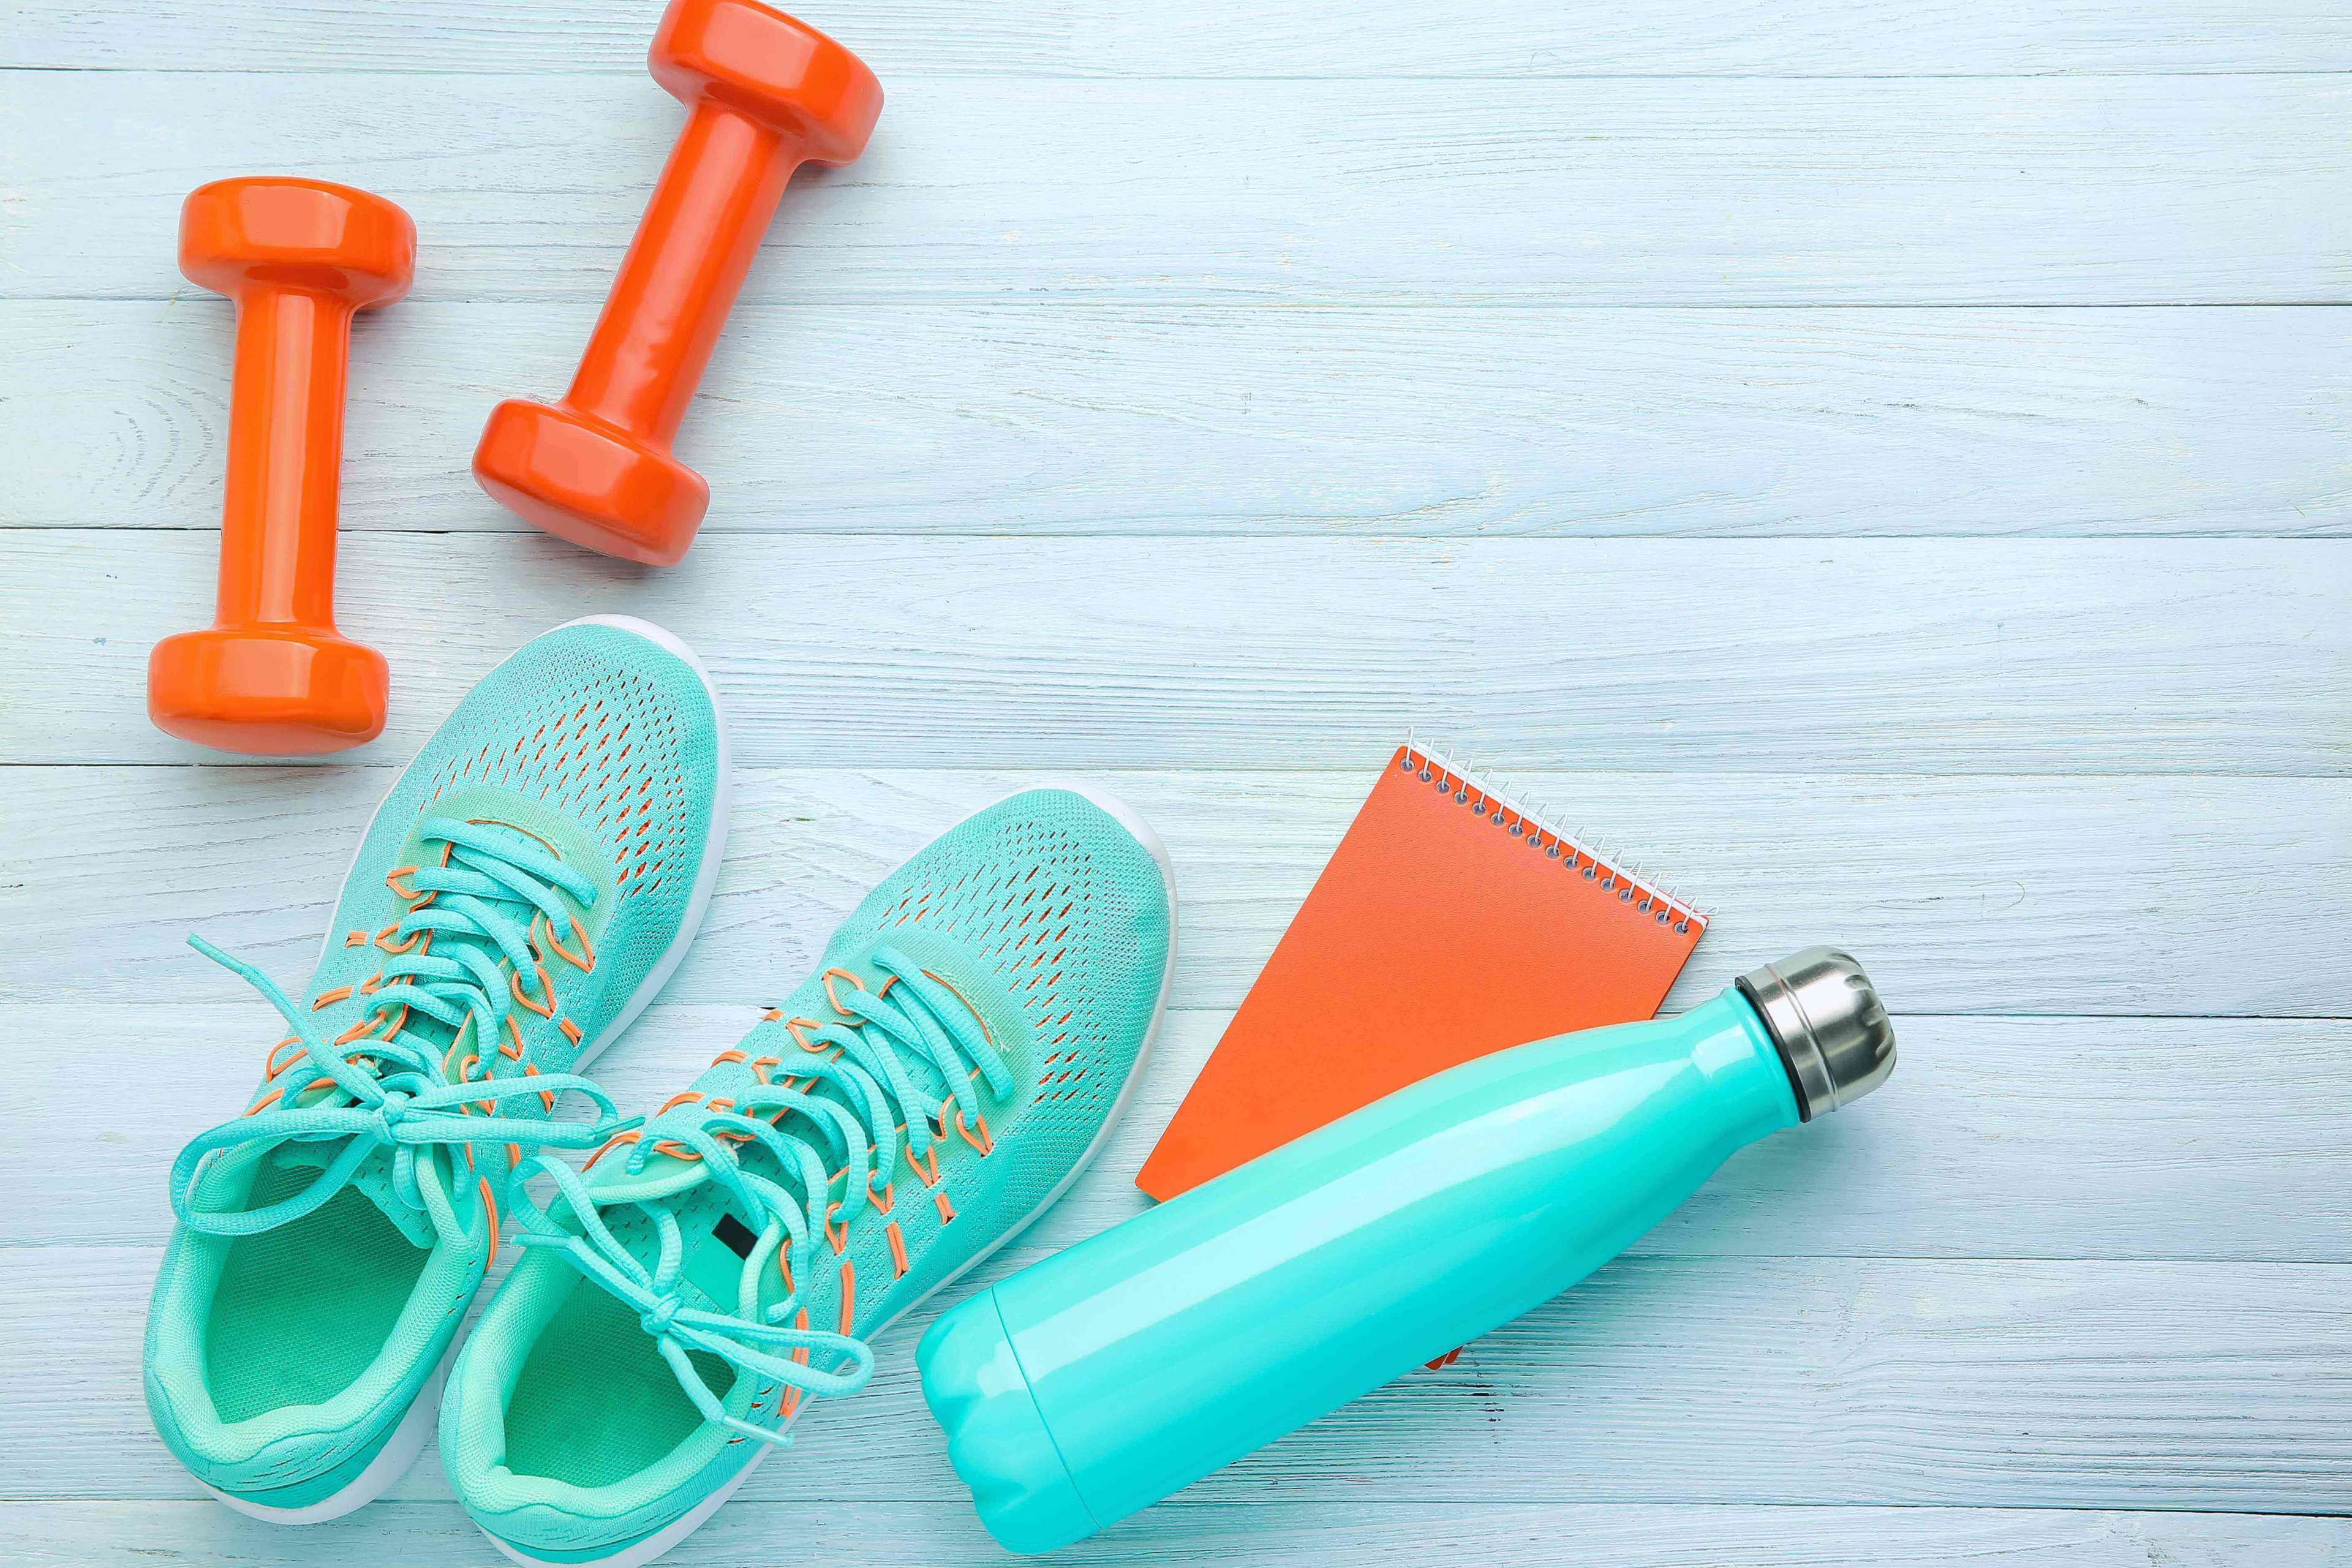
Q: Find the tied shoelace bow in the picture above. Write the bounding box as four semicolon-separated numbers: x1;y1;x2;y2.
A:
510;948;1015;1448
168;818;639;1248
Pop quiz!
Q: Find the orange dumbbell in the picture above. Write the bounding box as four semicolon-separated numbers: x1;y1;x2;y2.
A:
149;177;414;755
473;0;882;566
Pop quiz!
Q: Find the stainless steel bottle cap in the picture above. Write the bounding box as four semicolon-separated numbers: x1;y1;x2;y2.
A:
1736;948;1895;1121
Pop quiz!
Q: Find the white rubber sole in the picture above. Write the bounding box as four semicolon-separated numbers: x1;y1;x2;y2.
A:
483;780;1179;1568
203;615;733;1525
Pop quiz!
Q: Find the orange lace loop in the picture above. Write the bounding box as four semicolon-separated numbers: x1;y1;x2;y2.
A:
539;910;597;972
510;962;557;1018
951;1102;993;1156
585;1128;642;1170
478;1177;502;1267
820;967;865;1016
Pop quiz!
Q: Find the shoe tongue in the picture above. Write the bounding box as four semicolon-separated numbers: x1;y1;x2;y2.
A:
573;1167;777;1319
252;1006;479;1251
582;979;962;1322
679;1210;763;1314
267;1140;440;1247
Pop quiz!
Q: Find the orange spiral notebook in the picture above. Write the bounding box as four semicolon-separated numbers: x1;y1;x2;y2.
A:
1138;741;1708;1201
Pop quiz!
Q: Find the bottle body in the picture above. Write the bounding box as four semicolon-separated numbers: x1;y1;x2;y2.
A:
921;986;1803;1553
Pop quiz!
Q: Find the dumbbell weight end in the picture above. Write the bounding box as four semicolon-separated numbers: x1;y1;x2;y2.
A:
151;176;410;755
474;399;712;568
149;627;390;756
473;0;880;566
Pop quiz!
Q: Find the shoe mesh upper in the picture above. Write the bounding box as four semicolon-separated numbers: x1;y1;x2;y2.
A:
143;620;724;1502
440;787;1172;1555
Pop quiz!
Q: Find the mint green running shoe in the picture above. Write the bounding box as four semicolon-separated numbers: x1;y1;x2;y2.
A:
441;785;1175;1567
144;616;729;1524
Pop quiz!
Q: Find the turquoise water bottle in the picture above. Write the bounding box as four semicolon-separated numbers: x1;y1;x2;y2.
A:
918;948;1895;1553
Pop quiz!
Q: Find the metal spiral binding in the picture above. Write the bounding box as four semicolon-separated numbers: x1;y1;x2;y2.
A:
1398;734;1705;937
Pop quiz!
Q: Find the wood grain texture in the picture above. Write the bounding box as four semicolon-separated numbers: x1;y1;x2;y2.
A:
5;765;2345;1015
11;1002;2346;1261
12;300;2350;538
11;0;2352;77
4;0;2348;1555
7;532;2345;773
4;1500;2346;1568
12;1247;2347;1509
7;74;2351;306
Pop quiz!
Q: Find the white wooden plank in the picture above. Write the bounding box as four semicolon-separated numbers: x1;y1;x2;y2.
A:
5;764;2345;1015
4;533;2344;774
10;0;2352;78
12;1248;2346;1509
4;1499;2346;1568
13;1002;2347;1261
11;299;2349;539
7;74;2350;305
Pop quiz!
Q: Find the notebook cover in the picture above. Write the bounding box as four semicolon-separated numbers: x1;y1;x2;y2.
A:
1137;742;1706;1202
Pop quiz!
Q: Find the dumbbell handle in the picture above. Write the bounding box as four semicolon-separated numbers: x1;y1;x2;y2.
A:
216;286;355;631
567;100;807;443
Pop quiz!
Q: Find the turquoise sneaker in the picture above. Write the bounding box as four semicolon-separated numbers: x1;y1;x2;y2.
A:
441;786;1175;1567
144;617;730;1523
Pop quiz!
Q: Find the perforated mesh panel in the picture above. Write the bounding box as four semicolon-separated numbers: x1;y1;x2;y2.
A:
438;790;1169;1554
318;620;725;1041
664;786;1175;1311
419;633;710;900
867;794;1163;1135
145;620;725;1501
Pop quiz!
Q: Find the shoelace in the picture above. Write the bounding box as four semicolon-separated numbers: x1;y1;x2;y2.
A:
510;948;1015;1447
169;818;638;1248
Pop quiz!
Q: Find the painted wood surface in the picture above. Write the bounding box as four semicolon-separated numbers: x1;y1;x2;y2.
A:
8;73;2352;306
5;1501;2347;1568
4;0;2346;1560
4;766;2346;1016
12;301;2350;538
11;1003;2348;1261
15;0;2352;77
6;534;2348;772
10;1247;2349;1509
